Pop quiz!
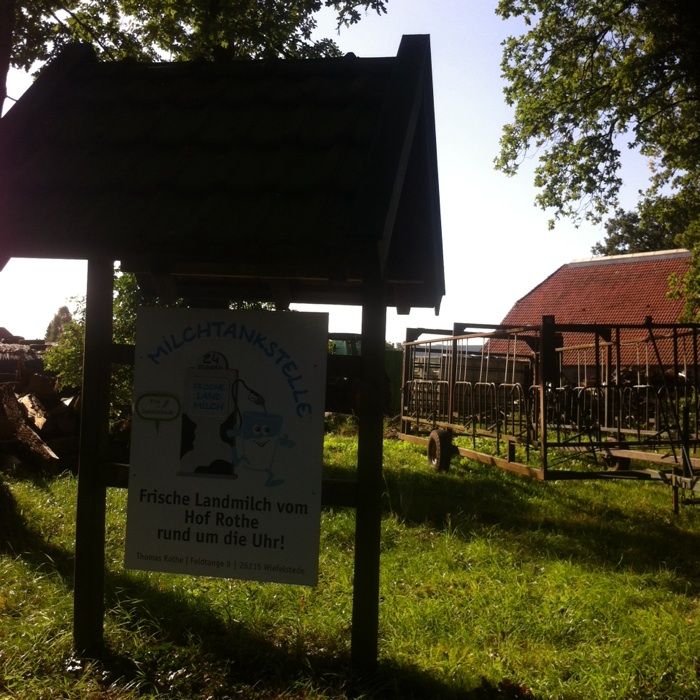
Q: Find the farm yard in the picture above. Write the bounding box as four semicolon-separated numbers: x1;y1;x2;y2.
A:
3;0;700;696
1;429;698;699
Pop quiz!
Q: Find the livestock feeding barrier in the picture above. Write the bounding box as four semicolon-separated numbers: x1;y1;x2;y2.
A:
399;317;700;512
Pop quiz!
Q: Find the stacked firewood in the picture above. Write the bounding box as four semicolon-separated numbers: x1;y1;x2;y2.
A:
0;373;80;474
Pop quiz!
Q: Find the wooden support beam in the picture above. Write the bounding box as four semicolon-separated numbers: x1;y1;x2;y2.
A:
351;283;386;671
455;444;545;480
73;257;113;656
605;448;700;470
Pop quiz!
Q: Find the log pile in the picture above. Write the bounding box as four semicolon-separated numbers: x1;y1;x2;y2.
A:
0;374;80;474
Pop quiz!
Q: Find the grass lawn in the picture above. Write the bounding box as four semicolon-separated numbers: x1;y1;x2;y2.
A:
1;433;698;698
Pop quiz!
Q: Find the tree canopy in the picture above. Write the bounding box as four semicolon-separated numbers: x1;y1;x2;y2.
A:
590;185;700;257
45;305;73;342
2;0;387;108
496;0;700;315
43;270;139;417
495;0;700;227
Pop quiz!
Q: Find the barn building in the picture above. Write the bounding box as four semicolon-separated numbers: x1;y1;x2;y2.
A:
497;249;693;386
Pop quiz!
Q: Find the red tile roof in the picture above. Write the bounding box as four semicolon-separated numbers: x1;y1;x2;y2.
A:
491;250;694;370
501;249;691;326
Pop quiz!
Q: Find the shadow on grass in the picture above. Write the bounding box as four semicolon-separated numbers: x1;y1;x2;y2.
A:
382;460;540;532
0;477;75;577
1;480;533;699
101;565;533;697
382;462;700;594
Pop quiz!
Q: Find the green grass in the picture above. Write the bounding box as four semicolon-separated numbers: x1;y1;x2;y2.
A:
1;435;698;698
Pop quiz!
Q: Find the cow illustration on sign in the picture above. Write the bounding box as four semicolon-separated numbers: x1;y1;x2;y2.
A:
179;351;294;485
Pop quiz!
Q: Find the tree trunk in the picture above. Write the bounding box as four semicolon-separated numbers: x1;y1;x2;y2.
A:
0;384;59;471
18;393;49;431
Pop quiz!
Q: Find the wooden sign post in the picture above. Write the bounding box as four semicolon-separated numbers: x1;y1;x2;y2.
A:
72;267;388;672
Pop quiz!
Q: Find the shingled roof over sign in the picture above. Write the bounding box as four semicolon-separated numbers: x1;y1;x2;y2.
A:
501;249;691;326
0;35;444;312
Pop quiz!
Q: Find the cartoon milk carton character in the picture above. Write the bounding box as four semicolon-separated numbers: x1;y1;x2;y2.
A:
234;411;291;487
179;351;239;476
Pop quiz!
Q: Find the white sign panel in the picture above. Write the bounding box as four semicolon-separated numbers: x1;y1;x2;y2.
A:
124;308;328;585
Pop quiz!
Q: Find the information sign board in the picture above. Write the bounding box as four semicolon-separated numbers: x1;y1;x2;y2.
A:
124;308;328;585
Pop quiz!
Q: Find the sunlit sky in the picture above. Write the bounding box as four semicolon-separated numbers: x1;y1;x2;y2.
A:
0;0;651;342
